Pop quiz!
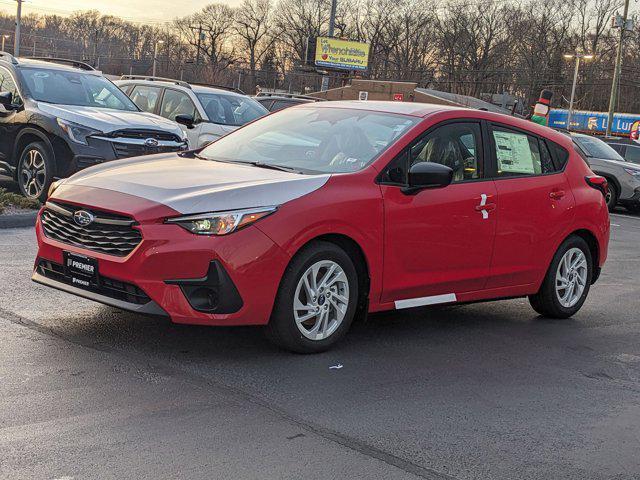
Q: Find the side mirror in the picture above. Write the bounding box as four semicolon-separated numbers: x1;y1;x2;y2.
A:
175;114;196;129
0;91;16;111
402;162;453;195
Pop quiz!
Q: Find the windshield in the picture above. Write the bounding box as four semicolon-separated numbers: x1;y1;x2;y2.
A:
19;67;138;111
196;92;267;126
573;135;624;162
199;107;419;174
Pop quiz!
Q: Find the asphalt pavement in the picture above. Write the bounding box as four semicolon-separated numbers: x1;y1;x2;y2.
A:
1;213;640;480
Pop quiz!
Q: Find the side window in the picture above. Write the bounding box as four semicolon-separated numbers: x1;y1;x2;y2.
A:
0;67;21;105
130;85;161;113
410;123;482;183
160;89;197;121
625;145;640;164
379;122;482;184
548;140;569;171
271;100;294;111
492;127;543;177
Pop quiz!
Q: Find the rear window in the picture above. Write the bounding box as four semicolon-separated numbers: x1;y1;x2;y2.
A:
573;135;624;161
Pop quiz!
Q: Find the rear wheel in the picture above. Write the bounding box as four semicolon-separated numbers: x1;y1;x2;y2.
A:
528;235;592;318
605;181;618;212
265;241;358;353
17;141;53;202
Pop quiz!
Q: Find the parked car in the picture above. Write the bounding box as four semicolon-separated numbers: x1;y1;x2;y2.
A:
255;92;323;112
571;133;640;213
115;76;268;148
602;137;640;165
34;102;610;352
0;54;187;201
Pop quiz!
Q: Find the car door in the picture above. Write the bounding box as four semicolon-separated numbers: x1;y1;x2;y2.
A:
485;123;575;289
379;120;498;307
159;88;203;148
0;66;22;169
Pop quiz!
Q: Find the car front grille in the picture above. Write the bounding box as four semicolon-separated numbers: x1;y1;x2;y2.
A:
100;129;187;159
41;202;142;257
36;259;151;305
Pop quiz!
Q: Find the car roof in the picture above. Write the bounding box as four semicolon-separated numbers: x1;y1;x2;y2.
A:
12;57;101;74
115;78;243;97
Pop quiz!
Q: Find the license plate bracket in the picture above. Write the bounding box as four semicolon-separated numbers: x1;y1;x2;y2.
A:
63;251;98;286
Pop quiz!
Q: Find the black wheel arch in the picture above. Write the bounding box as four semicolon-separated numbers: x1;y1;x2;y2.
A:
12;127;62;179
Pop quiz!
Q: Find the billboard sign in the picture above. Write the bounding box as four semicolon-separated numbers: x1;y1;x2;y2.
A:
315;37;370;71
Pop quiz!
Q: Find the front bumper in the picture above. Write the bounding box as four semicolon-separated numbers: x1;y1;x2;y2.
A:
619;187;640;206
33;193;290;326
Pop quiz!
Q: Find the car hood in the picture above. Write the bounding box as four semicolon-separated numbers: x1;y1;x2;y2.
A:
590;156;640;170
38;103;185;137
54;154;330;214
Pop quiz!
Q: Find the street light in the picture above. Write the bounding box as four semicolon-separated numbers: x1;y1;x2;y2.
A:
563;52;594;131
1;34;10;52
153;40;164;77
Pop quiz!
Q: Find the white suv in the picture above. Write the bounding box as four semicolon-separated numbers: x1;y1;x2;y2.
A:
115;76;268;149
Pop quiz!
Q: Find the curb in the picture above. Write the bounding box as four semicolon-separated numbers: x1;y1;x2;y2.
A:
0;211;37;229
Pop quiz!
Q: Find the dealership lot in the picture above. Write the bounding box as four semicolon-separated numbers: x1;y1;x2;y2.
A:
0;214;639;479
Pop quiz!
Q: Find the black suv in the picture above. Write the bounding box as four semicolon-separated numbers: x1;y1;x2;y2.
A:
0;54;187;201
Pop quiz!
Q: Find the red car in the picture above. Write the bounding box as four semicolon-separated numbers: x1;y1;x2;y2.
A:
33;102;610;353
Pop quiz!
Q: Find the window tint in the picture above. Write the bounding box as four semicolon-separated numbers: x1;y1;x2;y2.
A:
411;123;482;182
160;89;197;121
130;85;161;113
549;141;569;170
0;67;22;105
380;122;482;184
271;100;295;111
625;145;640;164
609;143;625;154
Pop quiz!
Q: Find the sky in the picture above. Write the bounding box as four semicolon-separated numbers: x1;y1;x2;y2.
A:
0;0;241;24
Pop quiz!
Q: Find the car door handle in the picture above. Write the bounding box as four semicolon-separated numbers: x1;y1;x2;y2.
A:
550;190;566;200
475;203;496;212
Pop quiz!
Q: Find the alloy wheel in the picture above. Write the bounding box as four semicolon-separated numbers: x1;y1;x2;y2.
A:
293;260;350;341
20;149;47;199
555;247;588;308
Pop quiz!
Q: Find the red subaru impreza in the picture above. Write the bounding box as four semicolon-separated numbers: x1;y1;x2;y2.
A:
34;102;610;352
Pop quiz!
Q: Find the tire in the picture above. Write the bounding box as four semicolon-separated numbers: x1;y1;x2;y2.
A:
605;181;618;212
17;141;54;202
265;241;359;353
625;204;640;215
528;235;593;319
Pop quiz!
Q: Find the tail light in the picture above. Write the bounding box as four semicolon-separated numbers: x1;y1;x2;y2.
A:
585;175;608;198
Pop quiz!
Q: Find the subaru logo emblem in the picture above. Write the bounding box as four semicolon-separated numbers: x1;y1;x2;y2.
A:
73;210;95;227
144;138;159;148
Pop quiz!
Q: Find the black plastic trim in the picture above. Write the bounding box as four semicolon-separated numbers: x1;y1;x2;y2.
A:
165;261;243;314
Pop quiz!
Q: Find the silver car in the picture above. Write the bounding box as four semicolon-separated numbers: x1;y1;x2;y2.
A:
572;133;640;213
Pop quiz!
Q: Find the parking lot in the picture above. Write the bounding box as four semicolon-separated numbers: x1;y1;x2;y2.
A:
0;212;638;479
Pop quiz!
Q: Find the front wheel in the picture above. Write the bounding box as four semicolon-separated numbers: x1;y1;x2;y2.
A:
529;235;592;319
265;241;359;353
17;141;54;202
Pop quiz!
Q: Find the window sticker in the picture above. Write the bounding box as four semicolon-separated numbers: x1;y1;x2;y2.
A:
493;131;535;174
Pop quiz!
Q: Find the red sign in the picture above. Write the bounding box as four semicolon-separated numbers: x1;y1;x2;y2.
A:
393;93;404;101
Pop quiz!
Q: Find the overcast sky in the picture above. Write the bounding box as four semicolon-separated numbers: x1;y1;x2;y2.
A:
0;0;241;23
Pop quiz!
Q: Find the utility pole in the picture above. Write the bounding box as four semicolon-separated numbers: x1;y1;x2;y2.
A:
606;0;631;137
14;0;22;57
189;24;203;65
1;35;9;52
32;38;35;56
320;0;337;92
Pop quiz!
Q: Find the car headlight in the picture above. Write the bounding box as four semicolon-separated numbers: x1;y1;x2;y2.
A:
57;118;102;145
165;206;277;235
623;167;640;177
47;179;63;198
